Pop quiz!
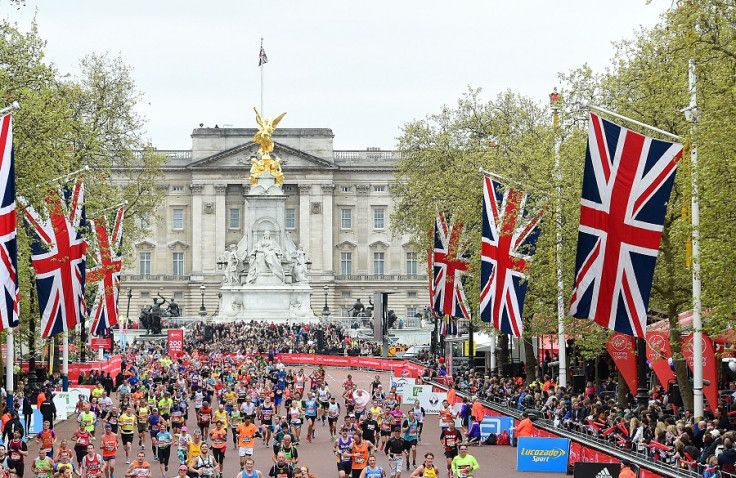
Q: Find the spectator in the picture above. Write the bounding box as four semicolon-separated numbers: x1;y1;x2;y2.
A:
718;437;736;474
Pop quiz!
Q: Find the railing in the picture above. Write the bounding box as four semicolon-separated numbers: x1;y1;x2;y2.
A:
122;274;191;281
425;378;703;478
133;150;192;161
335;274;427;281
333;150;400;161
321;316;424;330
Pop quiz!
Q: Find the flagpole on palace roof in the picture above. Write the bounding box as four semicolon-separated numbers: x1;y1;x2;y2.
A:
550;89;567;388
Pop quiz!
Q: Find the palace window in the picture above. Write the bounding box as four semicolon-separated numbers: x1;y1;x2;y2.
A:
139;252;151;275
341;252;352;275
229;208;240;229
172;252;184;276
172;208;184;230
373;252;385;275
341;209;352;230
285;208;296;229
406;252;418;275
373;208;385;230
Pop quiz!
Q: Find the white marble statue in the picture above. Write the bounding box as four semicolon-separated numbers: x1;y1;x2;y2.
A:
224;245;240;285
245;230;285;283
292;244;309;282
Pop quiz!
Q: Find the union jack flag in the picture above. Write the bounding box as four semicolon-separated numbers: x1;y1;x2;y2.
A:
88;206;124;336
0;115;18;330
480;176;544;336
432;209;471;319
440;315;458;336
23;178;88;338
568;113;683;337
258;39;268;67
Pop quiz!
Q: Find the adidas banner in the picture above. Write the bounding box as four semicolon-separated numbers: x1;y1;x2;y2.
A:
574;462;620;478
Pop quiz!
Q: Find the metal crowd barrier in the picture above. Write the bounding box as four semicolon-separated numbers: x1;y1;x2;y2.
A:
424;377;707;478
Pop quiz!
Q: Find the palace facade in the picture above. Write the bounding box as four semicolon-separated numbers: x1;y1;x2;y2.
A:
120;126;429;322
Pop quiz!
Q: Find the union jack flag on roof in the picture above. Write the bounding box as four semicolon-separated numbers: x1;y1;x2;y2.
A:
568;113;683;337
0;115;18;331
480;176;544;336
258;39;268;67
23;177;88;338
432;208;471;319
88;206;124;336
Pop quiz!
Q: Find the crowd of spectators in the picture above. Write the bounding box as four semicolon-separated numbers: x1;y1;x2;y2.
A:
426;360;736;477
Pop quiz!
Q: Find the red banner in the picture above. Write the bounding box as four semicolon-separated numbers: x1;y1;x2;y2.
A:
90;338;111;349
646;331;675;387
168;329;184;358
606;333;638;394
681;333;718;408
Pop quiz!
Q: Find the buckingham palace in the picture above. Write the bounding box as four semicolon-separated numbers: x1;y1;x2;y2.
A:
120;125;429;321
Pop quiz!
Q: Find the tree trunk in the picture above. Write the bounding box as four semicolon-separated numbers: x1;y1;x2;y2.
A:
617;373;629;406
524;338;538;384
498;335;509;371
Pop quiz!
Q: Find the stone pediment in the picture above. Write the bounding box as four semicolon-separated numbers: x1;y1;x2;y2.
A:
188;142;336;170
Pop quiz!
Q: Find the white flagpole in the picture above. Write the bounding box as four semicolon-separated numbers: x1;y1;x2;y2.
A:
589;105;680;141
6;328;13;411
686;56;704;418
62;332;69;391
551;91;567;388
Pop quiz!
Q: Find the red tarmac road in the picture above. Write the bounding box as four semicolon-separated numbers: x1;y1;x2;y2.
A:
36;368;564;478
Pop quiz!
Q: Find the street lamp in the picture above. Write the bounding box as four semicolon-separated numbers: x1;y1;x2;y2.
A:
199;284;207;318
126;288;133;328
322;285;330;318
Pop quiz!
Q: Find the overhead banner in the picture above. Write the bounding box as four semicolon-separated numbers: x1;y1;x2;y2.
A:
517;437;570;473
168;329;184;358
606;333;638;394
681;333;718;408
646;331;676;387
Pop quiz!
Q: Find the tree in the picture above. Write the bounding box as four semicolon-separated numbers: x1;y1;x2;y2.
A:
0;20;164;373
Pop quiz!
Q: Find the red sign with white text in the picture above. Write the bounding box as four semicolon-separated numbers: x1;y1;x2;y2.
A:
168;329;184;358
90;337;112;349
646;331;676;387
681;333;718;408
606;333;638;394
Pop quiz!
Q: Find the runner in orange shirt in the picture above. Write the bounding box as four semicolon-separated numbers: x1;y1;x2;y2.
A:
35;421;57;458
124;452;150;478
209;421;228;478
100;424;118;478
236;416;259;471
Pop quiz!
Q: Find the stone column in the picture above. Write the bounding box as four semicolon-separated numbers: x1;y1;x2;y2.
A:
298;184;312;251
214;184;227;256
321;184;335;276
190;183;204;275
242;184;251;248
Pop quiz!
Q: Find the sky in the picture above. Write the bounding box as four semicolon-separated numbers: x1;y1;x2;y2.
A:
1;1;670;151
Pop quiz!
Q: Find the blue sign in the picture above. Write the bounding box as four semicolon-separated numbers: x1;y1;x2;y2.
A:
516;437;570;473
479;416;514;439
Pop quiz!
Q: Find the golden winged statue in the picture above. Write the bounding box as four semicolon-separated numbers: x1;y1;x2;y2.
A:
250;107;287;185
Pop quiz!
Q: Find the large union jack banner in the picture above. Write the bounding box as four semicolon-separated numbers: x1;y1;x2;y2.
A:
0;115;18;330
480;176;544;336
23;178;88;338
88;206;124;336
432;209;471;319
568;113;683;337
